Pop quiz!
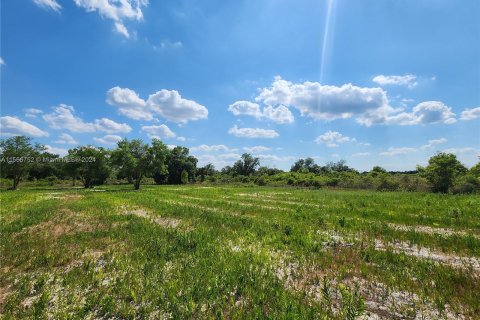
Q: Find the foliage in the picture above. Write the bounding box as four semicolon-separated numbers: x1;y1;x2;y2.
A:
65;146;110;188
167;147;197;184
419;152;468;193
232;153;260;176
0;136;45;189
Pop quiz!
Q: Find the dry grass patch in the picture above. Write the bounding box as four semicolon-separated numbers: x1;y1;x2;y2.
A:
119;206;183;229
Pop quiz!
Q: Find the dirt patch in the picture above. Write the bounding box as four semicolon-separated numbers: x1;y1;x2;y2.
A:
387;223;480;239
120;207;182;229
43;193;83;201
0;285;12;311
23;209;95;239
374;240;480;273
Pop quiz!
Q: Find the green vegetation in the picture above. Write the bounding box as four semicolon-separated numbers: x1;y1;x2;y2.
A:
1;185;479;318
1;136;479;195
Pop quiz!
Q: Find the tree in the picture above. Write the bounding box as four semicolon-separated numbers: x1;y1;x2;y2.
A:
370;166;387;177
111;139;153;190
0;136;45;190
290;158;321;174
418;153;467;193
66;146;110;188
167;147;197;184
150;139;170;185
197;163;216;182
232;153;260;176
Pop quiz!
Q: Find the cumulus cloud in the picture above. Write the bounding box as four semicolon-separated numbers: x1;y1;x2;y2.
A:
24;108;44;118
380;147;417;156
94;134;123;146
218;153;242;160
107;87;208;123
358;101;456;126
148;90;208;123
243;146;271;153
55;133;77;145
73;0;148;38
228;125;279;138
315;131;355;147
421;138;447;150
235;77;456;127
33;0;61;12
43;105;95;132
43;104;132;133
0;116;49;137
228;101;294;124
255;154;295;163
45;145;68;156
0;57;4;65
460;107;480;121
372;74;418;88
191;144;234;152
94;118;132;133
141;124;176;139
106;87;150;120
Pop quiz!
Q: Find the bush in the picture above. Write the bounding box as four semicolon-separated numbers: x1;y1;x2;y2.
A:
451;175;480;194
255;175;268;186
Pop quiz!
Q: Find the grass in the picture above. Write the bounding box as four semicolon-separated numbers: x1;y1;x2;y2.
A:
0;185;479;319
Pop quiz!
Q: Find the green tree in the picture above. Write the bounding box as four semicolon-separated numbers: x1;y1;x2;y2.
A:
150;139;170;185
111;139;153;190
418;152;467;193
167;147;197;184
66;146;110;188
0;136;45;189
232;153;260;176
181;170;189;184
197;163;216;182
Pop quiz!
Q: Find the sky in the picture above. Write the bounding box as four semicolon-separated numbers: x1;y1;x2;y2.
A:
1;0;479;171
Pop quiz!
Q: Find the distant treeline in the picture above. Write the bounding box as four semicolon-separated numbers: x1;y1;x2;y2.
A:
1;136;479;194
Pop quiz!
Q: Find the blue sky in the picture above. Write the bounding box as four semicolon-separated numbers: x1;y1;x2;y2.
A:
1;0;479;171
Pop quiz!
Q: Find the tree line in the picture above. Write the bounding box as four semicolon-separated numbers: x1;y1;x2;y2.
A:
1;135;479;194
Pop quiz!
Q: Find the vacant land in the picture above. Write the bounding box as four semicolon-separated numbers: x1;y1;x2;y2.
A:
1;186;479;319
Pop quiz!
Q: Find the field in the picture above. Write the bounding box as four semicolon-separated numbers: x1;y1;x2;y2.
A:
1;186;479;319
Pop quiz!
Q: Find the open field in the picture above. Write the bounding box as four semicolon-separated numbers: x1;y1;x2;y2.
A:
1;186;479;319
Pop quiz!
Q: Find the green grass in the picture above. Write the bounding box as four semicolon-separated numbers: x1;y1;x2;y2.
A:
1;185;479;319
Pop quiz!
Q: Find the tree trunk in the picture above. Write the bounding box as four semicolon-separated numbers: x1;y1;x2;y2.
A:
134;179;141;190
12;177;19;190
72;176;76;186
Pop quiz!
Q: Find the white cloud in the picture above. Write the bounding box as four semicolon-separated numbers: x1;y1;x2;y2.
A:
228;125;279;138
55;133;77;145
255;77;390;122
106;87;151;120
218;153;242;160
43;104;95;132
421;138;447;150
359;101;456;126
73;0;148;38
107;87;208;123
141;124;176;139
24;108;44;118
372;74;418;88
0;57;4;65
255;154;295;162
442;147;476;154
155;40;183;50
45;145;68;156
147;90;208;123
243;146;271;153
315;131;355;147
380;147;418;156
176;136;186;142
33;0;61;12
191;144;234;152
93;134;123;146
94;118;132;133
460;107;480;121
43;104;132;134
238;77;455;127
358;142;371;146
228;101;294;124
0;116;49;137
